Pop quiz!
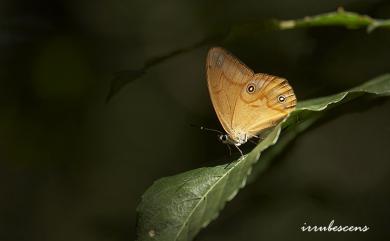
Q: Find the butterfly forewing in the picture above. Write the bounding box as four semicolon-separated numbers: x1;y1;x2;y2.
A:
206;47;254;136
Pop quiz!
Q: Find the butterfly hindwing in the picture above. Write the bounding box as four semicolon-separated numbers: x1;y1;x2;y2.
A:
233;73;296;138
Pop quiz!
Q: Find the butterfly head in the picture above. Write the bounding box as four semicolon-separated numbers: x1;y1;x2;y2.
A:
218;133;247;146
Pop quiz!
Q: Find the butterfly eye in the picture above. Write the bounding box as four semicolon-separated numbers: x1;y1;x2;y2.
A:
278;95;286;103
219;135;228;142
246;84;256;94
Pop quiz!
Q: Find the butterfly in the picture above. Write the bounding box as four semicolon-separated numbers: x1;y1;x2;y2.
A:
206;47;297;149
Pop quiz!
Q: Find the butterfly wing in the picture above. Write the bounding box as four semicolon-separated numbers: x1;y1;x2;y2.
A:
206;47;297;143
206;47;254;137
232;73;296;139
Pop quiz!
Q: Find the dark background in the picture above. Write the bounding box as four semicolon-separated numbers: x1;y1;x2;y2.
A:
1;0;390;240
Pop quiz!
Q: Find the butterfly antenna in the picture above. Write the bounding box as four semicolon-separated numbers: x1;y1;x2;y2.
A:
225;144;232;157
190;124;224;134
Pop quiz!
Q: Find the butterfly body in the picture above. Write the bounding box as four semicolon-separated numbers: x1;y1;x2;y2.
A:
206;47;297;146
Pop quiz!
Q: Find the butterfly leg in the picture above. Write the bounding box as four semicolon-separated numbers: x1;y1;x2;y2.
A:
252;134;265;140
224;144;244;169
224;145;234;169
233;144;244;157
225;144;232;157
249;139;258;145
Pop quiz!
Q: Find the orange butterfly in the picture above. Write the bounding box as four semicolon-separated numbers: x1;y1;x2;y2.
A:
206;47;297;149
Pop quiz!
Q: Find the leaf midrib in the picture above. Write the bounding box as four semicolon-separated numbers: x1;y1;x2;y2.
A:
173;156;246;241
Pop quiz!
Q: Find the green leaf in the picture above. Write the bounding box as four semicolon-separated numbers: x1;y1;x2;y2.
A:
278;8;390;32
296;73;390;112
107;10;390;101
278;8;373;29
136;74;390;241
136;125;282;241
